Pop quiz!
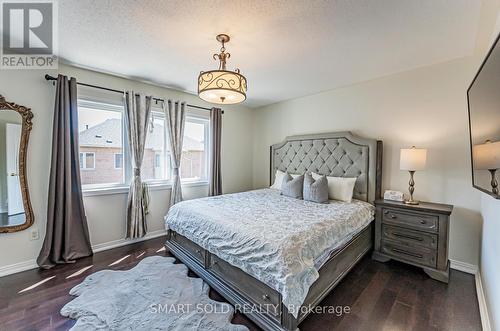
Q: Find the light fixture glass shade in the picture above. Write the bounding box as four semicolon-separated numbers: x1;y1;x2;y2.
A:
400;147;427;171
473;140;500;170
198;70;247;105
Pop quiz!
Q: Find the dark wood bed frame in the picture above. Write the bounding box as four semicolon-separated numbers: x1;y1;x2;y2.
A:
166;132;383;331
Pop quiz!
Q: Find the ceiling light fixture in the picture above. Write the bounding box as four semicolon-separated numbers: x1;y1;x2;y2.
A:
198;34;247;105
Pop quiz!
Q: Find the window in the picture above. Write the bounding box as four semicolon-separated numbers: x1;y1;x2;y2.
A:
114;153;123;169
143;111;167;182
181;117;209;181
78;100;124;187
143;113;209;183
79;152;95;170
77;99;210;191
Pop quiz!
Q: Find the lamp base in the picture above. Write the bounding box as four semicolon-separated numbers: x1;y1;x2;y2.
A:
406;171;419;205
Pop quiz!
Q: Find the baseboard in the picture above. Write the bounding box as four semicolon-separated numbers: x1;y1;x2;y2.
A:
476;271;492;331
449;259;479;275
0;229;167;278
0;259;38;278
92;229;167;253
449;260;492;331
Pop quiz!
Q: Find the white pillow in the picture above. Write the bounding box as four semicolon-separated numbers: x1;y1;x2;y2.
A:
270;170;300;189
311;172;357;203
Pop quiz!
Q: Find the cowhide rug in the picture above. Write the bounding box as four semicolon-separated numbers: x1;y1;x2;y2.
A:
61;256;248;331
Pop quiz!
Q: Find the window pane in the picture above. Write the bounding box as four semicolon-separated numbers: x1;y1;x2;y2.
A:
115;153;123;169
78;106;124;186
143;115;167;181
181;120;207;181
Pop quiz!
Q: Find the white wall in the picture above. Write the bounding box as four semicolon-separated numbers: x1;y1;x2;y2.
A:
478;6;500;330
0;64;254;271
252;57;482;267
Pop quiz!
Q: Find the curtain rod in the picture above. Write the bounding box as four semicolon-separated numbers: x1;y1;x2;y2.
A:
44;74;222;113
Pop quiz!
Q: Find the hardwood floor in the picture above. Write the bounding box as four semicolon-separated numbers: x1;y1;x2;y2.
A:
0;236;481;331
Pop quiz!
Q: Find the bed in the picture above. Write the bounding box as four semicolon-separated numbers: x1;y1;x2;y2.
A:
165;132;383;331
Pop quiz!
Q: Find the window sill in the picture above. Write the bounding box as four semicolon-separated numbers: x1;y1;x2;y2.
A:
83;185;129;197
82;181;209;197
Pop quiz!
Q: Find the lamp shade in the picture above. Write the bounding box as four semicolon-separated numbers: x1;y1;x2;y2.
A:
400;147;427;171
198;70;247;105
473;140;500;170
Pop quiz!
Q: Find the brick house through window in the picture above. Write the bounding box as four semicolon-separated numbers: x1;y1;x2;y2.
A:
79;118;205;186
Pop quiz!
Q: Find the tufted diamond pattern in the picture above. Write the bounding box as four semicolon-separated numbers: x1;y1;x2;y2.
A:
273;138;369;201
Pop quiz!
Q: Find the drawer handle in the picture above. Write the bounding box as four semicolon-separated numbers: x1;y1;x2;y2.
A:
196;249;201;254
391;248;423;259
390;214;397;219
392;232;424;242
262;294;270;301
420;220;426;224
384;210;389;215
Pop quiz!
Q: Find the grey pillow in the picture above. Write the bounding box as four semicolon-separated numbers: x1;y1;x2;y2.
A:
281;173;304;199
303;173;328;203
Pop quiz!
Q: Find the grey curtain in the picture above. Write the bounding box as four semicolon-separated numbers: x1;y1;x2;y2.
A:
164;100;186;205
124;92;152;239
37;75;92;269
209;107;223;196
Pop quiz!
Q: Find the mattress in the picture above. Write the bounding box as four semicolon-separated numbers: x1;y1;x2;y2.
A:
165;188;374;318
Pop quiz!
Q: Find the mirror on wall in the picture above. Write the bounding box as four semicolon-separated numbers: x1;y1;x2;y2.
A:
468;33;500;199
0;95;34;232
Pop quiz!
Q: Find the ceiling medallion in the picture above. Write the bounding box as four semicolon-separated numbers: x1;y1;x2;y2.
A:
198;34;247;105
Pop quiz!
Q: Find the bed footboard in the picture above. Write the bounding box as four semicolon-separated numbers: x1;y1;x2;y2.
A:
165;223;373;331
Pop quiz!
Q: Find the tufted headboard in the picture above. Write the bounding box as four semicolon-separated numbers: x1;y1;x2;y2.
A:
270;132;383;203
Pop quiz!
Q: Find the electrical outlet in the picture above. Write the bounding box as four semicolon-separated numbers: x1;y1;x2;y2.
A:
30;227;39;241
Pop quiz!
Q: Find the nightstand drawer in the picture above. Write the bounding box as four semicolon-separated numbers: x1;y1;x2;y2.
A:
382;224;437;249
382;208;438;233
381;239;437;268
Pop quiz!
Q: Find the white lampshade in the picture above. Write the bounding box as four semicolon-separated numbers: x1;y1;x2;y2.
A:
400;147;427;171
198;70;247;105
473;140;500;170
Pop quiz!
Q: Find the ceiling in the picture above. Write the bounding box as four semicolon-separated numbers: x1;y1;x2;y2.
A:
58;0;482;108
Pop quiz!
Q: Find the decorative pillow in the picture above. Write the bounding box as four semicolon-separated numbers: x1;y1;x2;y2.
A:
281;173;304;199
312;172;357;203
303;173;329;203
270;170;300;189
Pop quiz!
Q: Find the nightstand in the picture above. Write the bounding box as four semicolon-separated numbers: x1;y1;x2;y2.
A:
372;199;453;283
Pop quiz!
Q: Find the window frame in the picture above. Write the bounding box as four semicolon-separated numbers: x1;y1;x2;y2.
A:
142;108;170;185
78;99;127;191
181;115;210;183
78;98;211;195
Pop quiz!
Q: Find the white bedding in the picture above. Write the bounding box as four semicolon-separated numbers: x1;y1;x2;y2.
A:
165;189;374;318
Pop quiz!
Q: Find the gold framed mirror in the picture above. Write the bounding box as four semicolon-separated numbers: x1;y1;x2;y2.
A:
0;95;34;233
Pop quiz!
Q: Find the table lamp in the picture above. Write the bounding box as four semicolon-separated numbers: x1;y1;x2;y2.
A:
400;146;427;205
473;140;500;195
